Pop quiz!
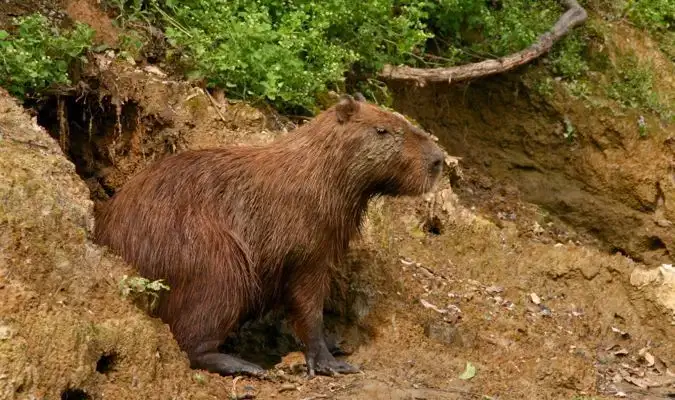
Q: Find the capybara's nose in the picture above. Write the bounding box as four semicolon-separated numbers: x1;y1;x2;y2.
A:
429;148;444;175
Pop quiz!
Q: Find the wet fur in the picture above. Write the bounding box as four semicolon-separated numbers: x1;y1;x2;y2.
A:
94;95;444;374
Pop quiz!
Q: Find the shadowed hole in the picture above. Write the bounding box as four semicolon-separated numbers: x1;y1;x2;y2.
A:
61;388;91;400
610;247;629;257
96;352;118;374
423;216;443;236
646;236;666;251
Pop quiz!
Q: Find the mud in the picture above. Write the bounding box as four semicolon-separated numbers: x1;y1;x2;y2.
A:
1;2;675;400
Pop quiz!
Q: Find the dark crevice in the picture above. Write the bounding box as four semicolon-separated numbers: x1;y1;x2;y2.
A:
96;352;118;374
33;93;141;202
646;236;667;251
61;388;91;400
610;247;629;257
424;215;444;236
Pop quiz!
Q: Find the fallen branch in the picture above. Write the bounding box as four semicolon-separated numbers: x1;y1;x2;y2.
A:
379;0;587;84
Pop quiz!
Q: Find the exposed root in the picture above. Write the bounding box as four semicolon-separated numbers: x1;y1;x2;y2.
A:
57;96;70;153
379;0;588;84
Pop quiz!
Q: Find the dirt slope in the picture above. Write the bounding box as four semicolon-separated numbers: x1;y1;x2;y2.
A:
1;2;675;399
391;22;675;267
2;70;674;399
0;87;241;399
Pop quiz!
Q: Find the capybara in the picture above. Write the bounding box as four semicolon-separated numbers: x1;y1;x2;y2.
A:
94;94;445;377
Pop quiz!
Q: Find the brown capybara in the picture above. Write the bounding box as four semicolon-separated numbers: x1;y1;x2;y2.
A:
94;94;445;377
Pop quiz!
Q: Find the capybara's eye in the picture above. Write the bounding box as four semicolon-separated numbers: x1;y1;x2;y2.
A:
375;127;388;135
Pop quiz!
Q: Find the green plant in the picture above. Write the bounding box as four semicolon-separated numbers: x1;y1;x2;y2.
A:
97;0;590;111
624;0;674;32
118;31;145;60
564;79;591;99
0;14;94;99
118;274;170;311
607;54;672;121
623;0;675;60
133;0;576;111
159;0;433;111
103;0;154;28
637;115;648;138
563;117;576;142
193;373;206;385
549;34;589;79
533;76;555;97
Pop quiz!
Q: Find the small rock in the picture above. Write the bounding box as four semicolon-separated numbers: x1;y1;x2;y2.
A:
613;348;629;356
278;384;297;393
142;65;168;77
424;321;461;346
486;285;504;294
0;325;12;340
539;306;552;317
530;293;541;305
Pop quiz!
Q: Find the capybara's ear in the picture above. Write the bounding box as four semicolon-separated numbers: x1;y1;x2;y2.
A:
354;92;367;102
335;94;360;123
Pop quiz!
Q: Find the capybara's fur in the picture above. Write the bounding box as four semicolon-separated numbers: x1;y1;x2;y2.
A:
94;94;445;376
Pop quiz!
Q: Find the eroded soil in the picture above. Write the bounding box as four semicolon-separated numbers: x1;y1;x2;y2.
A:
1;2;675;400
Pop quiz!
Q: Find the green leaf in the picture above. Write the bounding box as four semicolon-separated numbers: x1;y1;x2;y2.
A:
0;30;9;40
458;362;476;380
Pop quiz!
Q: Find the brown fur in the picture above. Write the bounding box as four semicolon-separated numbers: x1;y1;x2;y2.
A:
94;95;444;376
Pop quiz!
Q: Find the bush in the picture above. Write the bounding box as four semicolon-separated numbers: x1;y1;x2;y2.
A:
153;0;572;111
624;0;674;32
1;2;586;111
160;0;431;111
0;14;94;99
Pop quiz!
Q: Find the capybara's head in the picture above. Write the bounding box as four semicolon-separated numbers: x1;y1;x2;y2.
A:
326;94;445;197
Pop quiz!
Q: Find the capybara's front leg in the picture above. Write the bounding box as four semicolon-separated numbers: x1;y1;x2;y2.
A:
188;339;265;377
287;273;360;377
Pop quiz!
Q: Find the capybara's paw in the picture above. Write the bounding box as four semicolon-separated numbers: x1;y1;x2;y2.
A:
306;353;360;377
192;352;266;377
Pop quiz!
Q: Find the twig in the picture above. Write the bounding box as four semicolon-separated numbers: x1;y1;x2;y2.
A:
203;88;228;124
379;0;588;84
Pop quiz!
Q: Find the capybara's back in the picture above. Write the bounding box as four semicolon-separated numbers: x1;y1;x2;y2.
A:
94;94;445;377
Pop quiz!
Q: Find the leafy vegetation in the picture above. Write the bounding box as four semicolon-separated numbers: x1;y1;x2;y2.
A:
99;0;574;111
624;0;675;60
624;0;674;32
0;14;94;99
119;274;170;311
607;54;672;121
1;0;670;116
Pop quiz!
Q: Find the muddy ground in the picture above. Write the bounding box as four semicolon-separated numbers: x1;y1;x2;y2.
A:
1;2;675;400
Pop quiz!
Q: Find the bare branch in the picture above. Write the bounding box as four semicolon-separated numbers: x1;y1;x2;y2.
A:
378;0;588;84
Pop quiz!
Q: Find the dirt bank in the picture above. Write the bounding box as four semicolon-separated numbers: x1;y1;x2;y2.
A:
1;2;675;399
390;21;675;268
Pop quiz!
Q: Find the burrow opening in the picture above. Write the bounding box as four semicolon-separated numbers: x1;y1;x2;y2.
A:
32;93;138;201
423;215;444;236
31;90;177;205
95;352;118;374
61;388;91;400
